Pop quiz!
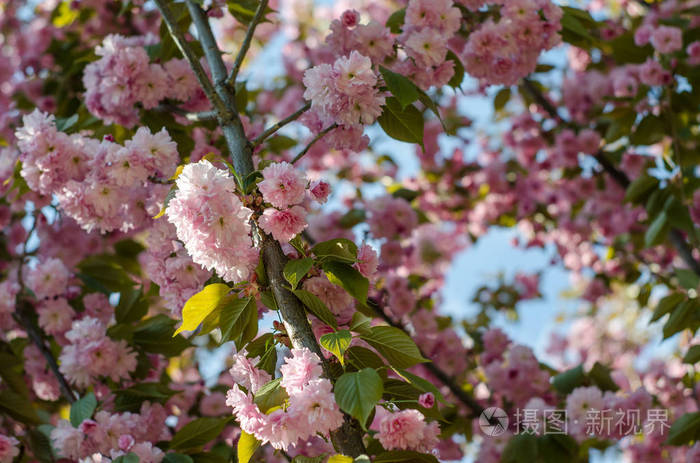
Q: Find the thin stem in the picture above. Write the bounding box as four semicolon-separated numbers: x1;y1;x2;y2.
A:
291;124;338;164
153;0;226;116
14;212;76;403
252;102;311;148
226;0;269;87
154;104;218;122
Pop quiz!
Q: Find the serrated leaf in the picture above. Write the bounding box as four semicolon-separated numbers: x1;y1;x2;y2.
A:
360;326;427;369
377;97;424;149
70;393;97;427
323;261;369;305
379;66;420;108
334;369;383;428
320;330;352;366
665;412;700;445
283;258;314;290
312;239;358;263
170;417;231;452
293;289;338;330
175;284;231;335
349;312;372;334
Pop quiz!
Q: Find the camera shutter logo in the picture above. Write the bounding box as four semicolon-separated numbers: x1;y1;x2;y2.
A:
479;407;509;437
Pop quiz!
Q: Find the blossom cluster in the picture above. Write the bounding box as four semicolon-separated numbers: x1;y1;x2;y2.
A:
166;160;257;283
376;408;440;452
258;161;329;242
0;435;19;463
59;317;138;388
461;0;563;85
303;51;385;129
50;402;169;462
141;219;212;314
84;34;206;127
225;348;344;451
15;110;178;233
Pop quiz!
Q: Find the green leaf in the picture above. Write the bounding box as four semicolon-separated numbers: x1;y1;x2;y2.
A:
171;417;232;452
292;456;327;463
312;239;358;264
374;451;439;463
645;210;669;247
665;412;700;445
588;362;619;392
237;430;260;463
112;453;139;463
349;312;372;335
501;434;538;463
200;295;253;346
70;393;97;427
339;209;366;229
175;284;231;335
446;50;465;88
346;346;386;371
52;1;79;27
164;454;195;463
116;288;148;324
663;300;698;339
283;258;314;290
55;113;79;132
379;66;420;109
293;289;338;330
394;369;449;405
651;293;685;322
630;115;666;146
259;291;278;311
113;382;177;412
494;88;511;112
385;9;405;34
0;389;40;424
154;185;178;219
323;261;369;304
675;268;700;290
27;427;55;463
377;97;425;149
624;174;658;203
320;330;352;366
537;434;578;461
133;315;191;356
77;255;135;293
683;345;700;365
552;365;586;394
254;378;289;413
334;368;384;428
360;326;427;369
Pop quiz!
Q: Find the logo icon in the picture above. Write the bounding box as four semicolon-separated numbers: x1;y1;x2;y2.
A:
479;407;509;436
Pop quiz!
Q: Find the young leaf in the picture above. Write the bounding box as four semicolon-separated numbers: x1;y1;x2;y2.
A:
374;451;439;463
665;412;700;446
283;258;314;290
323;261;369;305
320;330;352;366
237;430;261;463
327;456;353;463
651;292;685;322
70;392;97;427
334;368;384;428
551;364;586;394
360;326;427;369
175;283;231;335
683;345;700;364
254;378;289;413
312;239;358;263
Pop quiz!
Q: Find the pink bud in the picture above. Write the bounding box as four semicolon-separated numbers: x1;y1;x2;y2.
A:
309;180;330;204
79;419;98;434
118;434;135;451
418;392;435;409
341;10;360;28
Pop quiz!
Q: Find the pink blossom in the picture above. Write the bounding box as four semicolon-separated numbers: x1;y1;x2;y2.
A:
418;392;435;408
229;351;272;393
309;180;331;204
258;162;307;208
25;257;70;299
367;196;418;239
354;244;378;279
279;348;323;393
258;206;308;242
377;409;439;452
37;297;75;335
651;26;683;54
0;435;19;463
166;160;257;283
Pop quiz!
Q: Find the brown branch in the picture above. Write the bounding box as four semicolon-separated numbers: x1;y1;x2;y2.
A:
226;0;269;88
252;102;311;148
291;124;338;164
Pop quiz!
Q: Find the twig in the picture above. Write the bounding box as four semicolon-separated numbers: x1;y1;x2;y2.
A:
153;0;227;117
291;124;338;164
522;76;700;276
225;0;269;88
155;104;218;122
252;102;311;148
13;212;76;403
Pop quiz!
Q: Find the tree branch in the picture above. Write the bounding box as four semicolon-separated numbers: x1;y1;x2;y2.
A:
226;0;269;88
252;102;311;148
291;124;338;164
152;0;226;117
522;76;700;276
154;104;218;122
161;3;366;456
13;212;76;403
